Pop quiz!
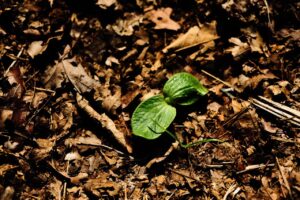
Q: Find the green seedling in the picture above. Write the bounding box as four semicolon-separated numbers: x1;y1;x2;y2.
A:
131;72;215;145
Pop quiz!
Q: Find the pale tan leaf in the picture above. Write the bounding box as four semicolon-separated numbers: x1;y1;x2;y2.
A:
146;7;180;31
163;21;219;53
27;41;47;58
96;0;117;9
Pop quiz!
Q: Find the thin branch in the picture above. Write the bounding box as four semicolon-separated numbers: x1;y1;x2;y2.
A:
236;163;275;174
4;47;24;76
276;157;294;200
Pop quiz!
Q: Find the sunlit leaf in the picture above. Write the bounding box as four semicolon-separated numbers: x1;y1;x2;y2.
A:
131;95;176;140
163;72;208;106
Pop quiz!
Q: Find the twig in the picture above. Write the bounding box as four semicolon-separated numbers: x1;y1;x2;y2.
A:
201;70;233;88
25;93;54;126
276;157;294;200
259;96;300;117
223;184;237;200
251;98;300;126
262;0;272;29
236;163;275;174
271;136;300;144
166;189;176;200
205;164;224;168
4;47;24;76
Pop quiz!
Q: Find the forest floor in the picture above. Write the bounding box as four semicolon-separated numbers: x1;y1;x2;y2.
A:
0;0;299;199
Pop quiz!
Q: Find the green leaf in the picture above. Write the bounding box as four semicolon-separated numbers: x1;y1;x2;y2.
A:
163;72;208;106
131;95;176;140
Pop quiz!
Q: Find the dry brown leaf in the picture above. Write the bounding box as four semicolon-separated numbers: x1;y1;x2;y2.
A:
76;93;132;153
62;58;101;93
225;37;250;57
43;61;65;89
163;21;219;53
109;13;142;36
96;0;117;9
23;91;48;108
32;138;55;160
241;28;265;54
0;164;17;176
48;178;62;199
44;58;101;93
6;66;25;98
27;41;47;58
261;118;279;133
102;86;121;113
65;135;102;147
147;175;168;195
207;102;222;118
84;178;121;197
0;109;13;128
65;151;81;161
146;7;180;31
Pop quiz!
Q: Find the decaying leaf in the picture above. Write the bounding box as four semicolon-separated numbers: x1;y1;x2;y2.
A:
65;131;102;147
0;109;13;128
225;37;250;57
76;93;132;153
108;13;142;36
27;41;47;58
6;66;25;98
43;57;101;93
23;91;48;108
163;21;219;53
84;177;121;197
241;28;265;54
27;35;63;58
32;138;55;161
146;7;180;31
48;178;62;199
96;0;117;9
0;164;17;176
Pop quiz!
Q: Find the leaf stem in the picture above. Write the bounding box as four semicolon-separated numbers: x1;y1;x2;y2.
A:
152;119;221;148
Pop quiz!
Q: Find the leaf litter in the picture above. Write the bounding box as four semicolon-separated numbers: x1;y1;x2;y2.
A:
0;0;299;199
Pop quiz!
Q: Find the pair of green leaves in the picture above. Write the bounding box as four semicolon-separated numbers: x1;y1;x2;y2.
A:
131;72;208;140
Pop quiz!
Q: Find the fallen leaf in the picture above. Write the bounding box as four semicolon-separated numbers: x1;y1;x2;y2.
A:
207;102;222;117
48;178;62;199
44;57;101;93
241;28;265;54
261;118;279;133
0;164;17;176
96;0;117;9
6;66;25;98
27;41;47;58
225;37;250;57
84;178;121;197
32;138;55;160
76;93;132;153
109;13;142;36
65;151;81;161
0;109;13;128
146;7;180;31
23;91;48;108
163;21;219;53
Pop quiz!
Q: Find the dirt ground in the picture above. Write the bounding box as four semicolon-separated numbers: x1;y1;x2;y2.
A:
0;0;299;199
